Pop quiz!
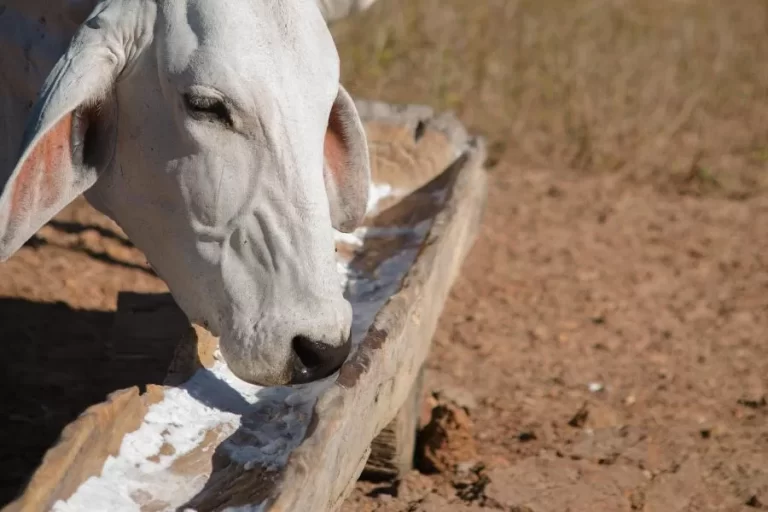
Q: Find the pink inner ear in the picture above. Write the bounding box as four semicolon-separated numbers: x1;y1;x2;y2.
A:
324;103;349;180
10;114;74;224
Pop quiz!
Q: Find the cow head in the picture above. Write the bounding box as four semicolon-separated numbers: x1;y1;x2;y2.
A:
0;0;371;386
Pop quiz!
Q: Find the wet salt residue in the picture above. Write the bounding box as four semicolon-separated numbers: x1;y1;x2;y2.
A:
340;220;432;343
52;180;433;512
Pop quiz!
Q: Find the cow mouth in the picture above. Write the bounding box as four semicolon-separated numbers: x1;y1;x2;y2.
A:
288;335;352;385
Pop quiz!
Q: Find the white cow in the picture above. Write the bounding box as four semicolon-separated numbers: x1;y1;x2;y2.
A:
0;0;375;386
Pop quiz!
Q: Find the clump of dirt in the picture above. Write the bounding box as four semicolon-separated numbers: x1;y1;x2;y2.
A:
451;462;499;508
411;392;504;508
416;395;478;475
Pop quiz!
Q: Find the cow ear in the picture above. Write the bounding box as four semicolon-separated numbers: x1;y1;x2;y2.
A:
323;85;371;233
0;14;122;261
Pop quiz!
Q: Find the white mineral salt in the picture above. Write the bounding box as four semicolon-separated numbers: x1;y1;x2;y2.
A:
52;355;330;512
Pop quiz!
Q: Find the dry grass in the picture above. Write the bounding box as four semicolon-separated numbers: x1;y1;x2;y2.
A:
331;0;768;197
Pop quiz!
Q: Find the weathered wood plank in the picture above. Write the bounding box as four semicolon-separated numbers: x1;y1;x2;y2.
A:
266;121;488;511
363;365;425;479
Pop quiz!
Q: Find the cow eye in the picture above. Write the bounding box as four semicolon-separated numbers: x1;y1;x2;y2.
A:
183;93;233;127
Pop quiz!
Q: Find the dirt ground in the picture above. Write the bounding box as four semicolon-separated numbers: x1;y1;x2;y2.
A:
342;163;768;511
2;0;768;510
334;1;768;509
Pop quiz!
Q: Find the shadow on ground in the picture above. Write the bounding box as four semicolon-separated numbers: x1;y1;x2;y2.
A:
0;296;182;506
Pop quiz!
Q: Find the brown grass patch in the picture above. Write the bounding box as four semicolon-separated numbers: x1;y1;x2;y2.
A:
332;0;768;197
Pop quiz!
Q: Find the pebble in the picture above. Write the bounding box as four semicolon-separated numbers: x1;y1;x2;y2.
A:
588;382;604;393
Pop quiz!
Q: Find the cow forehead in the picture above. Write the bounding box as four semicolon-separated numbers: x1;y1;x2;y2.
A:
158;0;339;104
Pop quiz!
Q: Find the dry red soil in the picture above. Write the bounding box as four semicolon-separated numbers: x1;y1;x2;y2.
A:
346;162;768;511
1;160;767;511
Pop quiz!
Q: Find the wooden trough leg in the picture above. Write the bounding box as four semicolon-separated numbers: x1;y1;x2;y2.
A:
362;366;426;480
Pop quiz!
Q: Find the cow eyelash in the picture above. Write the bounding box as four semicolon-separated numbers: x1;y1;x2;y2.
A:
183;93;233;127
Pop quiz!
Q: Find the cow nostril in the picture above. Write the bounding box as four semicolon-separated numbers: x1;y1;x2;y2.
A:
290;335;351;385
292;335;324;369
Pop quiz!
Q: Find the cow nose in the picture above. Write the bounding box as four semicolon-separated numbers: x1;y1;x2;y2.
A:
290;335;351;384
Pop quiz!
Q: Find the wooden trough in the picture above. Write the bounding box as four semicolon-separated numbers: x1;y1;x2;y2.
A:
3;100;488;512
